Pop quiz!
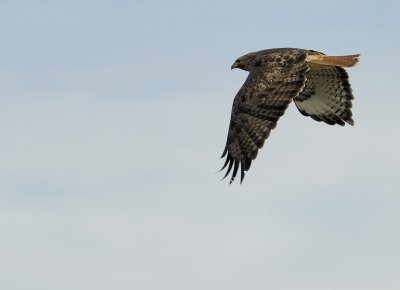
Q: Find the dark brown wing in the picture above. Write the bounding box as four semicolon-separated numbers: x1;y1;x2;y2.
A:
294;63;354;126
221;50;309;183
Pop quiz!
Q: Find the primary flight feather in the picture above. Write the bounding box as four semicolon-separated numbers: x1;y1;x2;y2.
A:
221;48;360;184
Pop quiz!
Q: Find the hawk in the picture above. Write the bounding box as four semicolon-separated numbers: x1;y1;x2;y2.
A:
220;48;360;184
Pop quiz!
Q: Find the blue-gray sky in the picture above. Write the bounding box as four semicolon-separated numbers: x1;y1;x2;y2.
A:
1;1;400;289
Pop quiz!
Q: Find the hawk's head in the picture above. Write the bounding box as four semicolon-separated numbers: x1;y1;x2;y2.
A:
231;52;257;71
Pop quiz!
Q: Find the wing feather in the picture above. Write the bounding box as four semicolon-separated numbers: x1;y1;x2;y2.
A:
294;63;354;126
221;49;309;183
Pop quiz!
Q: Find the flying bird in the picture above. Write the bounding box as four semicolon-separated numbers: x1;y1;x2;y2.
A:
220;48;360;184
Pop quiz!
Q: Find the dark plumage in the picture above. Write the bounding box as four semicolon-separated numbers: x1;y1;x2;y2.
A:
221;48;360;183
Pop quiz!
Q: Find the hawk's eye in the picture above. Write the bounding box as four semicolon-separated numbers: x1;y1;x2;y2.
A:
254;59;262;66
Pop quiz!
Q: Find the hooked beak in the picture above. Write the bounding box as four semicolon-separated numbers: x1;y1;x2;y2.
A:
231;61;239;70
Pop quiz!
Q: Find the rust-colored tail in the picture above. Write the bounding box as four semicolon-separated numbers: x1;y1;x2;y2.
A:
307;54;360;67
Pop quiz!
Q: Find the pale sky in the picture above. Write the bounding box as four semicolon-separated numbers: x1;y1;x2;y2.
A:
1;1;400;290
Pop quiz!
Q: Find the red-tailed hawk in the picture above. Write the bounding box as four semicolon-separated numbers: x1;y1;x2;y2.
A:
221;48;360;184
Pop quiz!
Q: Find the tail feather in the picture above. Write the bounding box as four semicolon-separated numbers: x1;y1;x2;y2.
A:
307;54;360;67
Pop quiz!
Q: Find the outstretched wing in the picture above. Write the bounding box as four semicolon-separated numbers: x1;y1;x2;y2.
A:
293;63;355;126
221;50;309;183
